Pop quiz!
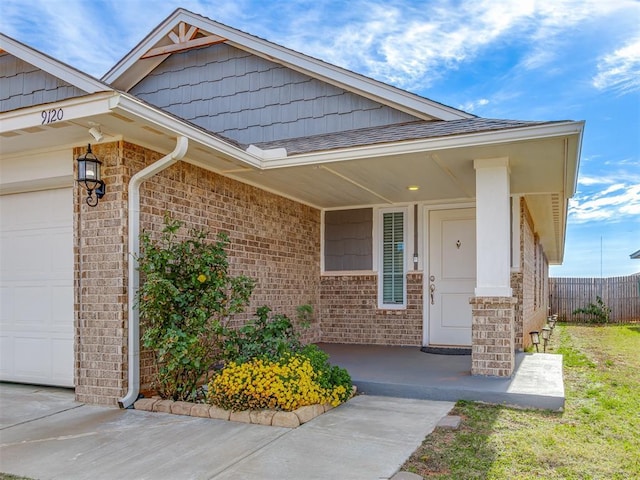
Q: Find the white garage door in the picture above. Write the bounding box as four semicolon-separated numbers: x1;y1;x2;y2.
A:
0;188;74;387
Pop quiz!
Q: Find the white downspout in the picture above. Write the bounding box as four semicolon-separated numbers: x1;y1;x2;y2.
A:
118;136;189;408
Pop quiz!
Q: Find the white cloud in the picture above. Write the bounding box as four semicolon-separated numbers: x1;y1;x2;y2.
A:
458;98;490;112
597;183;627;196
286;0;539;88
592;36;640;94
570;183;640;223
268;0;639;93
3;0;638;87
578;175;613;186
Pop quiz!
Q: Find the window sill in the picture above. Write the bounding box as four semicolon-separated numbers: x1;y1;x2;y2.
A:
321;270;376;276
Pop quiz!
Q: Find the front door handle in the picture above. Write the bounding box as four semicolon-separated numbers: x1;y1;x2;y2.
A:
430;283;436;305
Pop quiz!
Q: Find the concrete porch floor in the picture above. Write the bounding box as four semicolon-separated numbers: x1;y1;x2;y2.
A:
319;343;565;411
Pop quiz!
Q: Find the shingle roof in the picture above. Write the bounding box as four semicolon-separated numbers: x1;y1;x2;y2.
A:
249;118;563;155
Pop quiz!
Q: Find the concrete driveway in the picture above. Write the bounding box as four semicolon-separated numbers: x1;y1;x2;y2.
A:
0;383;453;480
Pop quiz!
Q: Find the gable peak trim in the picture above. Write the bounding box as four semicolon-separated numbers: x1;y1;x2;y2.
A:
141;21;227;59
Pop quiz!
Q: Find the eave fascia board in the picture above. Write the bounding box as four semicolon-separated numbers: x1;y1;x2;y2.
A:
565;120;585;198
0;92;118;133
102;9;472;121
111;94;263;168
101;10;184;88
260;120;586;170
0;33;109;94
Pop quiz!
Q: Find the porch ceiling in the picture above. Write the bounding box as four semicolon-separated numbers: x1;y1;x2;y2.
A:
227;136;574;209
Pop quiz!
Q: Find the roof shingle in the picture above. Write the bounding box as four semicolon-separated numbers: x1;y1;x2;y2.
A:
249;118;564;155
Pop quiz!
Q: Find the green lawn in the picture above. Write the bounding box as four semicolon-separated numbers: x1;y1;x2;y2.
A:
403;323;640;479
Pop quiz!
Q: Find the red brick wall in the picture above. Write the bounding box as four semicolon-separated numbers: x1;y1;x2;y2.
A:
75;141;320;405
511;271;524;350
319;272;423;345
74;142;129;405
470;296;516;377
519;198;549;349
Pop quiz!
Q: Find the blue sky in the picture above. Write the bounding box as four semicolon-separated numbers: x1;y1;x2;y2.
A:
2;0;639;277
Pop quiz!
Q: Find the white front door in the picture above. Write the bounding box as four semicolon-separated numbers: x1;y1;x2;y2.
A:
427;208;476;346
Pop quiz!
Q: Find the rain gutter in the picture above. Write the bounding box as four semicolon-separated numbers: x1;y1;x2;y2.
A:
118;135;189;408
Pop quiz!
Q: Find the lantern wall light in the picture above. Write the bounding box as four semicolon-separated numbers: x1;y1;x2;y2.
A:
76;144;105;207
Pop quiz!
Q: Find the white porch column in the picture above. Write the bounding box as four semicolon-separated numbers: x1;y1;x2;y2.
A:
473;158;512;297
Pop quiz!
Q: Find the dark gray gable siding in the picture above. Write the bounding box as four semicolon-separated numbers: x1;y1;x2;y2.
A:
0;54;89;112
129;43;419;145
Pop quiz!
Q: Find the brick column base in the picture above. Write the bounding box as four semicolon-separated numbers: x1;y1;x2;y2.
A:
470;296;517;377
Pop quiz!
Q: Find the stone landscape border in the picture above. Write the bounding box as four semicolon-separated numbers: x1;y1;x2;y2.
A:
134;386;357;428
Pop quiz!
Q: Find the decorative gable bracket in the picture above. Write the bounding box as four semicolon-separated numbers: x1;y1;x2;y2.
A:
141;22;227;59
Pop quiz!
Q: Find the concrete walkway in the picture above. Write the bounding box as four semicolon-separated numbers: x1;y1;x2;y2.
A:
0;383;454;480
320;344;565;411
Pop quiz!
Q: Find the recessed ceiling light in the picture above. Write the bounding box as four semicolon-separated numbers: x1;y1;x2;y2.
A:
407;185;420;191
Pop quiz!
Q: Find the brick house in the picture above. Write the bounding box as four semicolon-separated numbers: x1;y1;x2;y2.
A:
0;9;584;406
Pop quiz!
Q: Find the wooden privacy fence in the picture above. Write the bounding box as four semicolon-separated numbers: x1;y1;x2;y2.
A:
550;274;640;322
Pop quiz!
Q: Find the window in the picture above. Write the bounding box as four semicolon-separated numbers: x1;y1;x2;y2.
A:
324;208;373;271
379;209;406;307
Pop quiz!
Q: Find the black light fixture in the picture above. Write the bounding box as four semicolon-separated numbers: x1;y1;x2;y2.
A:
548;315;557;330
76;144;105;207
529;331;540;353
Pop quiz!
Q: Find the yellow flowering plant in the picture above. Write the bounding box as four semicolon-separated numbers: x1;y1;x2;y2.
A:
207;350;351;411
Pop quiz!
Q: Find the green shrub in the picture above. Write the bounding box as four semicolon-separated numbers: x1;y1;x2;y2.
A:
220;305;303;364
137;214;255;401
300;344;352;399
296;304;314;328
572;296;611;324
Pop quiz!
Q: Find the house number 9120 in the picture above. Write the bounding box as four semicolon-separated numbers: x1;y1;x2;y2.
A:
41;108;64;125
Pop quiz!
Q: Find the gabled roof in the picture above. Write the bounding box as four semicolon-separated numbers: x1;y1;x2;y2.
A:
0;33;111;95
1;14;584;266
251;118;563;155
102;8;473;122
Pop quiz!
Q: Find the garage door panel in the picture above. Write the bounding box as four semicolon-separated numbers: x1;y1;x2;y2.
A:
8;335;74;385
52;337;74;381
13;285;50;323
1;230;72;278
14;336;51;378
0;187;73;387
50;231;74;273
52;285;74;324
0;335;14;376
0;286;13;322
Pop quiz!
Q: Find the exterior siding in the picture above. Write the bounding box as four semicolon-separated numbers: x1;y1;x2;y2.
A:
511;270;524;350
74;142;129;405
129;43;418;145
319;272;423;346
470;296;516;377
0;55;88;112
517;197;549;349
72;143;550;404
75;140;321;405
